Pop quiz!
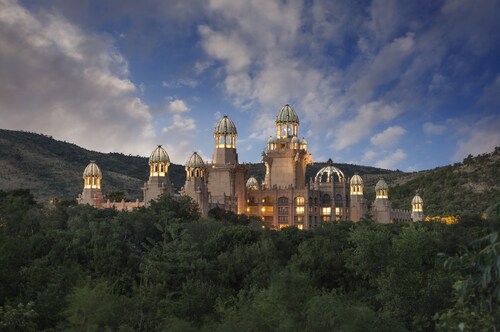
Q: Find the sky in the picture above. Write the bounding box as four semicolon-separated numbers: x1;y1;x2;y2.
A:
0;0;499;171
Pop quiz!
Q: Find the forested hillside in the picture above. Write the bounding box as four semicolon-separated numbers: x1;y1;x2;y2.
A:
0;190;498;331
0;129;498;218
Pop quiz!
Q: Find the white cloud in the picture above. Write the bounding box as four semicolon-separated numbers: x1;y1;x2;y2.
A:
0;0;155;155
453;116;500;161
362;150;377;162
161;114;197;162
370;126;406;147
423;122;446;135
166;99;190;113
375;149;407;169
333;102;401;150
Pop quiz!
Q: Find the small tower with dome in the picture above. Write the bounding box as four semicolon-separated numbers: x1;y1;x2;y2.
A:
349;174;367;222
183;152;209;217
207;115;248;214
372;179;392;223
77;161;104;207
143;145;173;206
411;192;424;222
262;104;312;190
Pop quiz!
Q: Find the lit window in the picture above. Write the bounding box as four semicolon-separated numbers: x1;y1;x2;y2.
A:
295;196;305;205
322;207;331;215
296;206;305;214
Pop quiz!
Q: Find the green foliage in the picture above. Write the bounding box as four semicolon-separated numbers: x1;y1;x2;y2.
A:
0;189;498;331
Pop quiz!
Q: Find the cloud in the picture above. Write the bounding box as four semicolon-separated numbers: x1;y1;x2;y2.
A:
453;116;500;161
375;149;407;169
161;113;197;162
370;126;406;147
0;0;155;155
162;78;198;88
166;99;190;113
423;122;446;135
333;102;401;150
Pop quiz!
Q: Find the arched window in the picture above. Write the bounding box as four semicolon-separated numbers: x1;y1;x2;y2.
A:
322;194;331;204
295;196;305;205
335;194;342;206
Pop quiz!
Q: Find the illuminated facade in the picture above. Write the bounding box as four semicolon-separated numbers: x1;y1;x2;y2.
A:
76;104;423;226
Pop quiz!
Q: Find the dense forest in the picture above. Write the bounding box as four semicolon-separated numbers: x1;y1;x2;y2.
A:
0;189;498;331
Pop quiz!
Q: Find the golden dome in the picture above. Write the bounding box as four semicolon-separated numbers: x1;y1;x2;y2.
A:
83;161;102;178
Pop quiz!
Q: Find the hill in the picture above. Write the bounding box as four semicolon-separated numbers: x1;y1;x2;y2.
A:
0;129;185;202
0;129;498;217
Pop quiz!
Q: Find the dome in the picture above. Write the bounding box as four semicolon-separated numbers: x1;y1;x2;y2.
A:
214;115;237;135
149;145;170;164
300;137;308;145
375;179;388;190
246;176;259;190
276;104;299;124
315;165;345;183
412;194;423;204
291;136;299;143
267;136;275;144
351;174;363;185
186;152;204;168
83;161;102;178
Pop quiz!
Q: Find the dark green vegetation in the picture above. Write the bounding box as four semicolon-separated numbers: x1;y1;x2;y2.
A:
0;189;498;331
1;129;499;216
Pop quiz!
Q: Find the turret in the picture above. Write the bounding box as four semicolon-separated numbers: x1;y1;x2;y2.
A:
213;115;238;164
77;161;104;207
184;152;209;217
349;174;367;222
411;193;424;222
143;145;173;205
372;179;391;223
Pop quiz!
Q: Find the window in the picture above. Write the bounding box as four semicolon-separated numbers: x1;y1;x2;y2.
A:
322;207;331;215
278;206;288;214
295;206;305;214
278;196;288;205
263;196;274;204
295;196;305;205
294;216;304;222
322;194;331;204
248;196;256;204
278;215;288;223
335;194;342;206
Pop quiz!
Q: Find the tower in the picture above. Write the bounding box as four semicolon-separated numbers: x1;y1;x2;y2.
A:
349;174;367;222
411;193;424;222
183;152;209;218
207;115;248;214
77;161;104;207
372;179;392;223
262;104;312;189
143;145;173;206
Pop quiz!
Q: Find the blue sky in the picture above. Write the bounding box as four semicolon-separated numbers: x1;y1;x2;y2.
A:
1;0;499;171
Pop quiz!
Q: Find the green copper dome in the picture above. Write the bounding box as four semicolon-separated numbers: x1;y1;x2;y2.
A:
276;104;299;124
149;145;170;164
214;115;237;135
375;179;388;190
186;152;205;168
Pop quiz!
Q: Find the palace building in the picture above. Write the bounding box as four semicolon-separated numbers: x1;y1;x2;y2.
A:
77;104;424;227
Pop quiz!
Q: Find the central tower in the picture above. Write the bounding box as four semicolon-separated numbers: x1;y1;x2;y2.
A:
263;104;312;189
